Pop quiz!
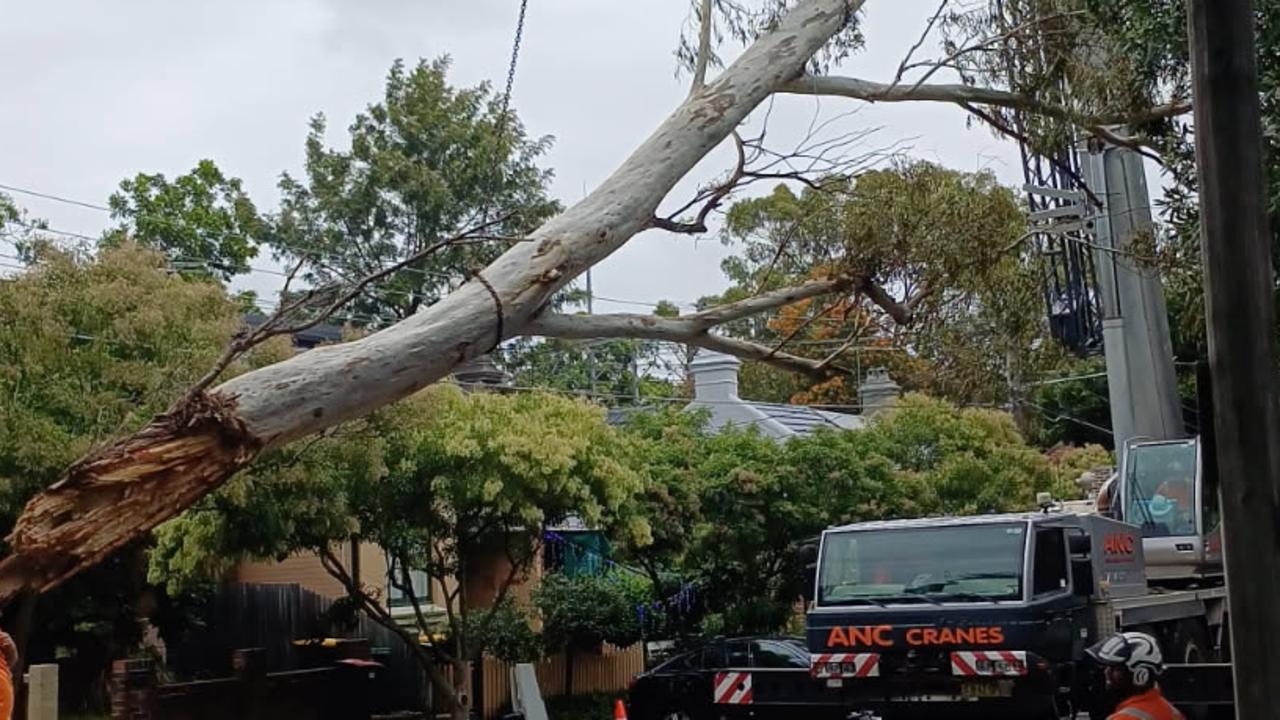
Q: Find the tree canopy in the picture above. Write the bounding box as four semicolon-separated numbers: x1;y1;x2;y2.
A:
270;57;562;322
107;160;263;282
148;383;647;716
710;161;1052;408
0;243;247;709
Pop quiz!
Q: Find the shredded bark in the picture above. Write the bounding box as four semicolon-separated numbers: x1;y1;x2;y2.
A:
0;391;262;601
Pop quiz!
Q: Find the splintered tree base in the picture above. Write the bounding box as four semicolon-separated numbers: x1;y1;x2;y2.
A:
0;393;259;599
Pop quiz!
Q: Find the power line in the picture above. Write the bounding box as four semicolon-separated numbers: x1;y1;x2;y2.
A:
0;182;111;212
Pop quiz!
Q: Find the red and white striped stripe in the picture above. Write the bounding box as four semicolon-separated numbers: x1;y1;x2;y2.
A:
809;653;880;678
713;671;753;704
950;650;1028;677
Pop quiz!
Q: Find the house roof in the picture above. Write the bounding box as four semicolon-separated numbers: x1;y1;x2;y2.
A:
243;312;345;349
747;401;865;435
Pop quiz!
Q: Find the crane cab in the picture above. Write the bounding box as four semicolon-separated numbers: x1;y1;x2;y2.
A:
1109;437;1223;584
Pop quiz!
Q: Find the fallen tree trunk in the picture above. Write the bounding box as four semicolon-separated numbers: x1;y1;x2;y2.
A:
0;0;862;600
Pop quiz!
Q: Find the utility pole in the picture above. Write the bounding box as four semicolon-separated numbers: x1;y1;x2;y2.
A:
1188;1;1280;716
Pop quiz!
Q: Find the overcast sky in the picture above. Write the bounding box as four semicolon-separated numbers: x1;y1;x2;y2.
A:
0;0;1023;311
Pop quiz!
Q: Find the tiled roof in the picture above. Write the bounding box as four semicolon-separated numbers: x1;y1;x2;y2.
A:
747;402;864;435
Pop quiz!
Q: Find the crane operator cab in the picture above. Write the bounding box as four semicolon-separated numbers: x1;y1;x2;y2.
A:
1099;437;1223;584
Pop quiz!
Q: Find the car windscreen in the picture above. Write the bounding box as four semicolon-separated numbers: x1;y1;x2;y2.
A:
817;523;1026;605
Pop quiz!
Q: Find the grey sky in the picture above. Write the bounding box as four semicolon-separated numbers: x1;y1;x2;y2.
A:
0;1;1021;312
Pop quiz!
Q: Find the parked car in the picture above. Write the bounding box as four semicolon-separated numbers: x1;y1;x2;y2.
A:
627;636;812;720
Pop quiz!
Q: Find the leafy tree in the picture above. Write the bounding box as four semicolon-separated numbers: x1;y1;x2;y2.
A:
534;571;651;694
1028;357;1115;448
869;394;1060;514
0;243;243;710
107;160;263;281
270;57;562;322
614;408;709;591
150;385;647;719
618;394;1085;637
713;162;1049;408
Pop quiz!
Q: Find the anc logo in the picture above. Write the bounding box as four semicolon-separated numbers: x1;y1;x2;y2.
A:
825;625;1005;648
1103;532;1136;556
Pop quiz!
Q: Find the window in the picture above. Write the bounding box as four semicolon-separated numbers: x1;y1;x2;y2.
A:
1124;441;1198;537
726;641;750;668
818;523;1026;605
387;556;432;607
751;640;809;669
700;644;726;668
1033;528;1068;596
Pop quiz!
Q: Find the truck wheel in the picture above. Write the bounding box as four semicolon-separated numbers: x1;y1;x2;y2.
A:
1173;619;1212;720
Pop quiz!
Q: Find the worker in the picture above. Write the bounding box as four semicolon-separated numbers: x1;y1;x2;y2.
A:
0;629;16;720
1086;631;1184;720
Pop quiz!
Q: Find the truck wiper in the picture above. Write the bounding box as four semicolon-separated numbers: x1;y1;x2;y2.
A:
924;591;995;602
824;597;887;608
876;593;942;606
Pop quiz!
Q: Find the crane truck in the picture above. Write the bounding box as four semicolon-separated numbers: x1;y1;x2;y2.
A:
793;134;1237;718
801;468;1231;719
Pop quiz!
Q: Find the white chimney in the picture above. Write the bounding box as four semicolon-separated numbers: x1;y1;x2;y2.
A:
858;367;901;416
689;350;741;402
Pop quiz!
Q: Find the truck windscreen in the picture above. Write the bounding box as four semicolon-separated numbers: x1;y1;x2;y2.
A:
1123;440;1197;537
817;523;1026;605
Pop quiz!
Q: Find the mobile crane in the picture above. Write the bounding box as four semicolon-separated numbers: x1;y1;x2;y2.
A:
795;125;1235;719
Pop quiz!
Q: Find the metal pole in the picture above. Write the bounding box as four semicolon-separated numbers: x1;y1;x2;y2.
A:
1079;139;1184;449
1188;1;1280;716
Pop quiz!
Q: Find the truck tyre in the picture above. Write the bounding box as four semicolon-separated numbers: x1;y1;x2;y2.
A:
1172;619;1212;720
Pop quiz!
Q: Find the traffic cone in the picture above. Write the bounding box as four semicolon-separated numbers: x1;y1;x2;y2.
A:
613;698;628;720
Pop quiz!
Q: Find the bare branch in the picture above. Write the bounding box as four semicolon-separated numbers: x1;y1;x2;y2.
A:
891;0;951;89
178;213;518;406
779;75;1191;131
530;312;847;379
897;9;1087;94
956;102;1103;208
692;0;714;91
816;331;862;370
767;300;839;358
318;546;460;709
690;275;856;326
858;278;915;325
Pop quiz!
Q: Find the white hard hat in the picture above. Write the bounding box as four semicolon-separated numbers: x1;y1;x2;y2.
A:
1086;631;1164;686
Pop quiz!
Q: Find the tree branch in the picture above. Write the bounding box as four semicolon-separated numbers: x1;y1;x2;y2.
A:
529;313;847;379
779;75;1191;131
318;546;460;710
859;278;916;325
689;275;856;327
692;0;714;91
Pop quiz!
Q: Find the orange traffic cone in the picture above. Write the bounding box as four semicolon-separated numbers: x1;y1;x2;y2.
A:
613;698;628;720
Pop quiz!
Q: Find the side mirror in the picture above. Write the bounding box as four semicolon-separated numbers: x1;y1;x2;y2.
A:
1068;534;1092;556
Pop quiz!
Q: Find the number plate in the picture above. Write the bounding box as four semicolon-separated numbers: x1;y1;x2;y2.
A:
961;680;1011;699
975;658;1019;675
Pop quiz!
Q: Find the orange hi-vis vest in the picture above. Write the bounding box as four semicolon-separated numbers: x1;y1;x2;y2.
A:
1109;687;1185;720
0;658;13;720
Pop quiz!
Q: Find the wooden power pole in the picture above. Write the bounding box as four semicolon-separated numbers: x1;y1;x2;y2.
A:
1188;1;1280;716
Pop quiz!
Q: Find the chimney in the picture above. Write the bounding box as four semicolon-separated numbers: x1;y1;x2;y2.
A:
689;350;741;402
858;367;901;416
